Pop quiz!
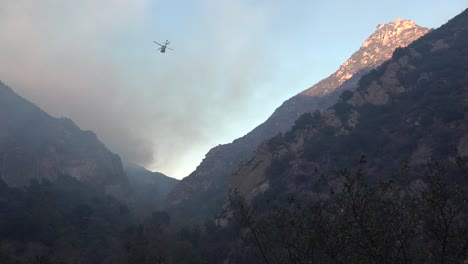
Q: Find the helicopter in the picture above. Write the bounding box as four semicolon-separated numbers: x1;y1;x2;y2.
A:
153;40;173;53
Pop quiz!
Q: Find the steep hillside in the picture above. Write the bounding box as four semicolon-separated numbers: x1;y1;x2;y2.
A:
226;8;468;207
124;162;178;213
0;82;130;197
166;19;430;224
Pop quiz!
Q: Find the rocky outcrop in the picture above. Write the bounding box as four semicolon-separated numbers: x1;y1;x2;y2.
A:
0;82;131;198
165;19;430;225
303;19;428;97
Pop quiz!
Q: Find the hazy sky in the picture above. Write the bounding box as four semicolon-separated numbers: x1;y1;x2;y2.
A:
0;1;466;179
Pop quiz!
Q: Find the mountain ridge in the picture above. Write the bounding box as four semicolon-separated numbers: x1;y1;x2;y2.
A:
0;81;131;198
225;8;468;209
124;162;179;213
165;18;431;225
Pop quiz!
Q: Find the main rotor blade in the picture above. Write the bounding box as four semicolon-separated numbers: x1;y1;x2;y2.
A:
153;41;164;47
166;47;174;50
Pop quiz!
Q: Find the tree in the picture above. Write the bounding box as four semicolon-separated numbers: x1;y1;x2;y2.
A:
229;156;468;264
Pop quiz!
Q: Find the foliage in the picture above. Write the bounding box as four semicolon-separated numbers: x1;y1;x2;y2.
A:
152;211;171;226
229;157;468;264
291;111;322;132
332;100;353;121
339;89;354;101
0;175;212;264
0;175;135;263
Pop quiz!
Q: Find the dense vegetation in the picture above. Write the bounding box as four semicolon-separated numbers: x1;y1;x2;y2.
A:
228;157;468;264
0;175;209;263
0;173;242;263
1;159;466;263
0;175;133;263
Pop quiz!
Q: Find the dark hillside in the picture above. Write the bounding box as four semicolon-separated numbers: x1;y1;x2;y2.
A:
124;162;178;214
0;82;130;198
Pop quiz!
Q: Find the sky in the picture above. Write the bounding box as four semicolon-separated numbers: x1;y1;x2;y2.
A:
0;1;466;179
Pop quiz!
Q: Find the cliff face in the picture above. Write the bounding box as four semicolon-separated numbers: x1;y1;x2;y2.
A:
225;9;468;210
0;82;130;197
165;19;430;224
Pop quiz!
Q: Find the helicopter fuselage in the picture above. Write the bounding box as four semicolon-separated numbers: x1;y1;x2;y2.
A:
153;40;171;53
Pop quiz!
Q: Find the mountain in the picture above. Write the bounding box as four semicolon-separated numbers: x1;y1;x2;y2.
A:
165;18;430;225
0;82;130;198
210;9;468;263
225;8;468;211
124;162;178;214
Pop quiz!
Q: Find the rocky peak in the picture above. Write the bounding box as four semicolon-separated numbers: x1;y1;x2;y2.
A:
303;19;429;97
371;18;421;45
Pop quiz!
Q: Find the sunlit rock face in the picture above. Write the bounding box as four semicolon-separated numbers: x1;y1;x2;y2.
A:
303;18;429;97
165;19;430;226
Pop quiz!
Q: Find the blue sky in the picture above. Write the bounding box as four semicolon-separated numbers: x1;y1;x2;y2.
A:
0;1;466;179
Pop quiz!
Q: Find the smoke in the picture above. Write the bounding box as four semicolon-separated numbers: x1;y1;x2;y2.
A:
0;0;282;178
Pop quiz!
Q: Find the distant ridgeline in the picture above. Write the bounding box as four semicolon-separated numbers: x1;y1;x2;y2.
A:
0;81;179;263
0;81;130;198
0;81;178;202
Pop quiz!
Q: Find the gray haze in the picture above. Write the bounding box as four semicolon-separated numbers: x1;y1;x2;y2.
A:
0;0;309;178
2;1;463;178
